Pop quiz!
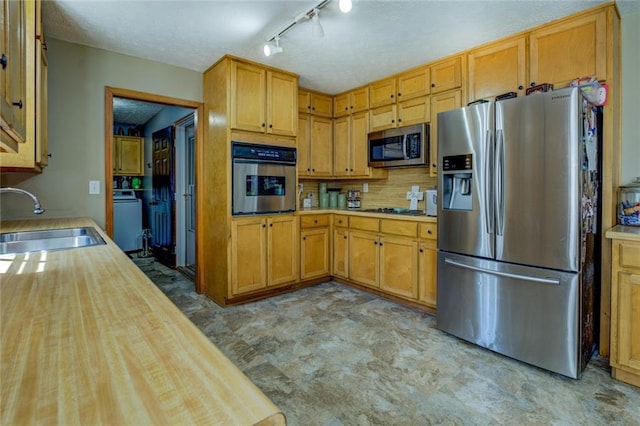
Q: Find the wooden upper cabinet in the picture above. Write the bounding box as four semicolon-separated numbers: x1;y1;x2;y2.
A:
430;56;462;94
529;9;607;87
397;67;431;101
298;88;332;117
430;89;462;177
468;37;527;102
334;86;369;117
334;111;371;177
370;77;397;108
298;114;332;177
266;70;297;136
230;60;297;136
370;67;430;109
113;136;144;176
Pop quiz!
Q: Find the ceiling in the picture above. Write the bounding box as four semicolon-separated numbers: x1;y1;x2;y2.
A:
44;0;640;97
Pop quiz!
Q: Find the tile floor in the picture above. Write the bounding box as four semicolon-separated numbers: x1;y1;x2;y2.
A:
134;258;640;425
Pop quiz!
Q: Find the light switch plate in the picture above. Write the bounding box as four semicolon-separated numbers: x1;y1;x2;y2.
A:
89;180;101;195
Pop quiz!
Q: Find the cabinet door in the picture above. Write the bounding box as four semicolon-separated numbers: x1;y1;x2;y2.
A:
614;271;640;373
350;111;370;177
311;92;333;117
333;227;349;279
297;114;311;177
231;218;267;295
350;87;370;113
309;116;333;177
379;235;418;299
333;92;350;117
231;61;266;133
430;89;462;177
301;227;330;280
397;66;431;101
529;10;607;88
370;77;397;108
298;89;311;114
267;70;297;136
468;37;527;102
117;136;143;175
398;95;430;127
0;0;28;149
418;240;437;308
268;216;299;286
349;230;379;288
333;115;350;177
369;104;397;132
430;56;462;94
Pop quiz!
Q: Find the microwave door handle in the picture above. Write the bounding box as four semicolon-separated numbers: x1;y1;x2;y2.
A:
402;135;408;159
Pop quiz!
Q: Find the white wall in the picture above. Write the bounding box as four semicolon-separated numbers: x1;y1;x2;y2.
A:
0;39;202;227
621;11;640;185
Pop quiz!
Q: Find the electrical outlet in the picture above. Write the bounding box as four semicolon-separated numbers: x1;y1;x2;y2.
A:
89;180;101;195
363;183;369;193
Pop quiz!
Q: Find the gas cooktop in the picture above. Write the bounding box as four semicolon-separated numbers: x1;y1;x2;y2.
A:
360;207;426;216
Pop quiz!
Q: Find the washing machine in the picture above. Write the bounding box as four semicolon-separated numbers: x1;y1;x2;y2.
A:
113;189;142;252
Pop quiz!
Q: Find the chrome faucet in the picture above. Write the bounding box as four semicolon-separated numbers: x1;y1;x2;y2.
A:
0;187;45;215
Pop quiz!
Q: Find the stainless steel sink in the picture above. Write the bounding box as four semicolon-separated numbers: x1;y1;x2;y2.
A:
0;227;107;255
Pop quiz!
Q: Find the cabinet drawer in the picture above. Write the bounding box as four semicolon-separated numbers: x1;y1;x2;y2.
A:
380;219;418;238
420;223;437;240
620;242;640;269
350;216;379;232
333;214;349;228
300;214;329;228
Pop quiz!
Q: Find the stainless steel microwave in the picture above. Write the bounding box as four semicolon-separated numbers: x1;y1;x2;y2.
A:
368;123;430;168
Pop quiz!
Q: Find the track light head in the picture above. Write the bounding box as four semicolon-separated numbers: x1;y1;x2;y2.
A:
311;9;324;38
264;37;283;56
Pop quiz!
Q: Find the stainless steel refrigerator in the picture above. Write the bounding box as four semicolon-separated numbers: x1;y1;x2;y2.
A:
436;87;601;379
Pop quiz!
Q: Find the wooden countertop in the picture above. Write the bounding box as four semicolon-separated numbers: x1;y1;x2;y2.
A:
297;208;438;223
605;225;640;242
0;218;285;425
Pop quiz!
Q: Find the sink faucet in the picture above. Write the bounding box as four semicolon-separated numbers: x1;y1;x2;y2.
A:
0;187;45;215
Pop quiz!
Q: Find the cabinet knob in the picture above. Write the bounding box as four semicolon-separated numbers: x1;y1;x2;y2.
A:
343;235;347;240
391;119;395;123
314;219;318;223
374;241;378;245
350;168;354;172
270;223;273;227
0;53;6;69
269;124;273;128
261;123;266;127
420;248;424;253
398;118;402;122
312;106;316;111
303;236;306;240
431;83;435;88
427;229;432;234
312;168;315;172
390;94;394;99
432;163;437;168
518;85;523;90
345;168;349;172
530;82;536;87
379;242;383;246
12;100;23;109
262;224;266;228
398;92;402;97
345;107;349;111
350;106;354;109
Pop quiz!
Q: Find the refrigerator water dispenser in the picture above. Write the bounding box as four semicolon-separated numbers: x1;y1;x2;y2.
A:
442;154;473;211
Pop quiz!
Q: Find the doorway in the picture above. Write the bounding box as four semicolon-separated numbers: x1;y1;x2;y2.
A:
104;87;203;287
175;113;196;277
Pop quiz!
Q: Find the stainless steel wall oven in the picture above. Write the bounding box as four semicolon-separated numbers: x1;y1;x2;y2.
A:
232;142;296;215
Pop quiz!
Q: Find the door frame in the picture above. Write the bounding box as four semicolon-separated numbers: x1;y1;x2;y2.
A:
104;87;203;288
174;112;196;275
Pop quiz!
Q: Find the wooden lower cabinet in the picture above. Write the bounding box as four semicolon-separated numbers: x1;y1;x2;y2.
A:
379;235;419;299
349;230;380;288
300;214;330;280
230;215;298;296
610;237;640;387
333;226;349;279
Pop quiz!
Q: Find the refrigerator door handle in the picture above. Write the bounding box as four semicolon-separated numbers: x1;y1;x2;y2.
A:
485;129;494;235
495;129;505;236
444;258;561;285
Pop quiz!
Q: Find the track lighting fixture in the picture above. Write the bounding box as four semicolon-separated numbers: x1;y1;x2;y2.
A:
311;9;324;38
262;0;353;57
339;0;352;13
263;37;283;57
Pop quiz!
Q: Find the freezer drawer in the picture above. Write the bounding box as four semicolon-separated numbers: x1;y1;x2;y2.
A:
437;251;582;378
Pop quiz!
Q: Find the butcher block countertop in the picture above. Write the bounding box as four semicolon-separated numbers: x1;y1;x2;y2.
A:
0;217;285;425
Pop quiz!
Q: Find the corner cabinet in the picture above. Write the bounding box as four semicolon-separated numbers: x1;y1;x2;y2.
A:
230;60;297;137
1;0;47;172
608;230;640;388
